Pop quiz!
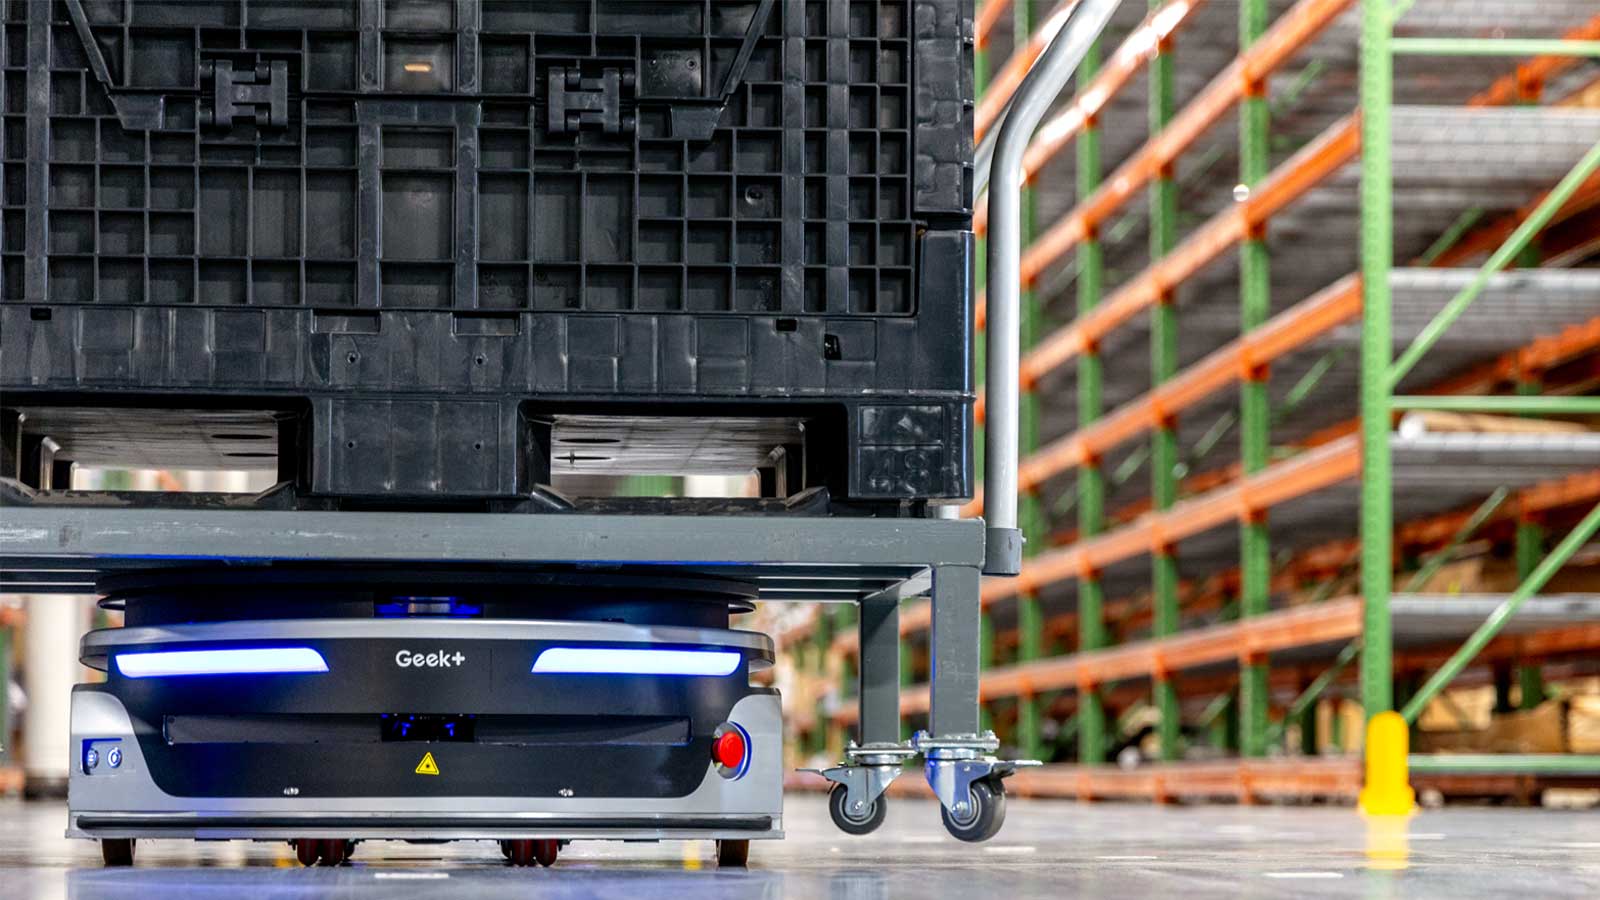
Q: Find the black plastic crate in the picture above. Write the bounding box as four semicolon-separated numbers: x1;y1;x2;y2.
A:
0;0;975;505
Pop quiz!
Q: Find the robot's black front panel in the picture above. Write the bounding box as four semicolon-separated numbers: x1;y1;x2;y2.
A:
98;635;769;799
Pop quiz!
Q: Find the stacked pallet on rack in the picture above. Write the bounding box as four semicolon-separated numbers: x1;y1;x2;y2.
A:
777;0;1600;802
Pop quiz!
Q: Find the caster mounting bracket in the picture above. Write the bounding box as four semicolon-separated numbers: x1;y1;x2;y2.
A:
914;731;1039;815
800;741;916;817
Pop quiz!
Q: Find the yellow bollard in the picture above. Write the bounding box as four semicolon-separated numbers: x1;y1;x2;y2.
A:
1358;711;1416;817
1364;814;1411;870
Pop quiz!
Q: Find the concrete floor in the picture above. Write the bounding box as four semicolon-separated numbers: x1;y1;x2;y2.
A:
2;797;1598;899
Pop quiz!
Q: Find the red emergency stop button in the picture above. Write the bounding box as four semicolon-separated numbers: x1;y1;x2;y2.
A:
713;729;746;770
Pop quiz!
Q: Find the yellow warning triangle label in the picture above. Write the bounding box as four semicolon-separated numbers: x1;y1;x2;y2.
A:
414;752;440;776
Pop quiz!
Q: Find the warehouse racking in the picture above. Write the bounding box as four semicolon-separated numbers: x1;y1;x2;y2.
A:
778;0;1600;802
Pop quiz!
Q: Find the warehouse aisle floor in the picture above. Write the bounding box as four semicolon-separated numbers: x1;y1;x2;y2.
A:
2;796;1597;898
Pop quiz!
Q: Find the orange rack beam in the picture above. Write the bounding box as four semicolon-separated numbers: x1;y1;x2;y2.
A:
1467;16;1600;108
845;599;1362;722
973;1;1076;142
1002;435;1360;599
1404;623;1600;674
0;767;25;796
828;608;1600;727
982;598;1362;697
781;757;1366;803
975;0;1014;51
972;0;1212;235
1014;759;1597;803
1010;758;1363;802
979;275;1360;510
792;758;1599;804
974;0;1355;329
835;464;1600;658
1016;115;1360;396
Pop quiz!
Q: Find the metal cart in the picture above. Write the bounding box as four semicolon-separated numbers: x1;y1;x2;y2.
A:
0;0;1124;861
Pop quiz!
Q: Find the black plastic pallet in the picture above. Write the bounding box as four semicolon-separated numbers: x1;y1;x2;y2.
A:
0;0;975;504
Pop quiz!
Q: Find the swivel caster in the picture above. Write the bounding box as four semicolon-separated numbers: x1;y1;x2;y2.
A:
827;781;887;835
940;778;1006;843
101;838;135;867
502;839;558;867
716;839;749;868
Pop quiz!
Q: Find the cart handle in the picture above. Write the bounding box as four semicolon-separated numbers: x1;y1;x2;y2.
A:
981;0;1124;575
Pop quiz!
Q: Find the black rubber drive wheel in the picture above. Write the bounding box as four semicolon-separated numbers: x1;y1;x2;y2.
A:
716;839;750;868
940;778;1006;843
294;839;319;866
500;840;513;860
532;839;558;868
101;838;135;867
827;782;887;836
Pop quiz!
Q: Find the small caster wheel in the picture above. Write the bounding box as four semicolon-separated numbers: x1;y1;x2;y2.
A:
533;839;558;868
940;778;1006;843
319;838;349;866
716;839;749;868
827;781;886;836
294;838;319;866
101;838;135;867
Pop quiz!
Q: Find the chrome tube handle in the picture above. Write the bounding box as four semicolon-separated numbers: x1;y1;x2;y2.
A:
982;0;1123;575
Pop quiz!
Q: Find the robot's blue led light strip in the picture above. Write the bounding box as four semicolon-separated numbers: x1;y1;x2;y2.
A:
531;648;741;676
114;647;330;678
113;646;740;677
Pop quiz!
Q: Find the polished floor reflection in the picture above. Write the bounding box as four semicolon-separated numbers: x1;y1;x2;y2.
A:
2;795;1598;898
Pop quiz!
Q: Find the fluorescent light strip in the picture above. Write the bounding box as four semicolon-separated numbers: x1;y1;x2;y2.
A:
115;647;329;678
531;648;741;677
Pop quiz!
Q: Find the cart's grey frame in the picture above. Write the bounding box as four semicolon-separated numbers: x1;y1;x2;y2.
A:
1;507;1001;822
